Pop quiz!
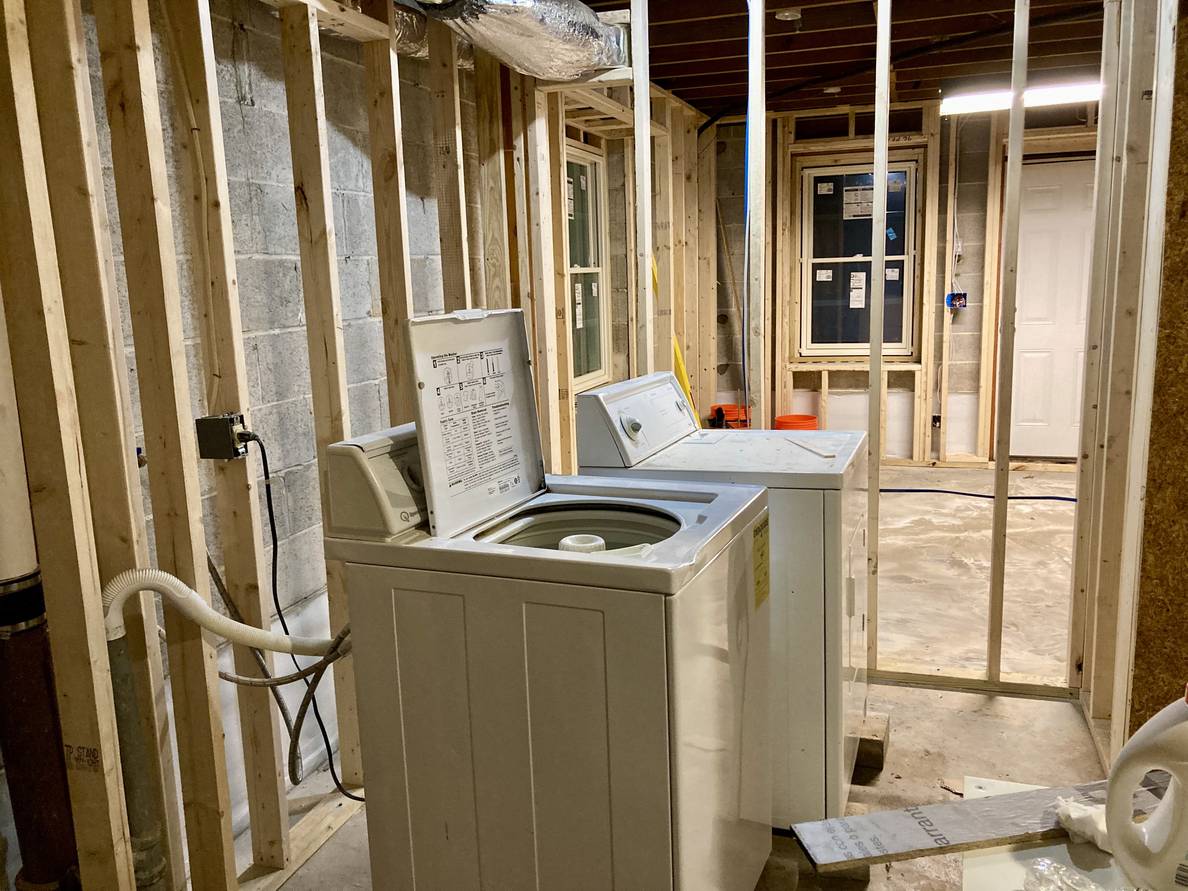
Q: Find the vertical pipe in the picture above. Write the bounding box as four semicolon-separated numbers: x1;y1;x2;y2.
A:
631;0;654;373
744;0;767;428
866;0;891;670
987;0;1030;682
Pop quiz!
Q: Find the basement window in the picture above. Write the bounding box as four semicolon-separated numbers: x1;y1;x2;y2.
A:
799;161;918;357
565;144;612;390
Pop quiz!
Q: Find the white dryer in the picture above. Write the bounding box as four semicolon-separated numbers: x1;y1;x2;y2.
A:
577;372;869;826
323;311;771;890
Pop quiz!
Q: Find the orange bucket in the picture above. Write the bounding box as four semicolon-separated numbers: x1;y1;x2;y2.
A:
774;414;818;431
709;403;750;429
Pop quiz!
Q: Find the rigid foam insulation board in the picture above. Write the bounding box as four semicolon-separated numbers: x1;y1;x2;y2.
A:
793;775;1167;874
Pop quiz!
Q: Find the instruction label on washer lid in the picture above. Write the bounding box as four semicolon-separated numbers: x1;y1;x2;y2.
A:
429;347;523;500
753;516;770;609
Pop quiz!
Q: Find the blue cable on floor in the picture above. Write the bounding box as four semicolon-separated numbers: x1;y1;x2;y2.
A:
880;487;1077;503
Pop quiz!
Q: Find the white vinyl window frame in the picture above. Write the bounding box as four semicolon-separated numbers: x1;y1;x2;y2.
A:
798;160;919;357
565;140;614;391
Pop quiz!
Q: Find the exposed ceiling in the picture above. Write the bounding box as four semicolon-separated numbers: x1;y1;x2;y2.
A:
583;0;1104;118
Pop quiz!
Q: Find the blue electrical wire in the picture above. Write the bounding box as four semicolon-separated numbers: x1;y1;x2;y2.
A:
880;487;1077;503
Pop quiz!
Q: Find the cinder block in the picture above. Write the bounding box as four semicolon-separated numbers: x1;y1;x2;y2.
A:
410;255;445;314
246;107;294;187
343;319;387;385
218;98;251;181
228;180;263;253
255;182;300;256
246;329;312;405
327;124;371;194
348;380;389;440
323;55;368;132
338;255;380;321
948;360;982;394
238;257;304;333
248;396;317;471
340;191;378;257
278;460;322;537
406;197;442;257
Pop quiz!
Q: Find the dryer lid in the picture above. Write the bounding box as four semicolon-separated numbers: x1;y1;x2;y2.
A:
406;309;545;537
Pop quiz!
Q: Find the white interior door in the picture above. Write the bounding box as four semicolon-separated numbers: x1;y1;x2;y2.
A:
1010;159;1096;459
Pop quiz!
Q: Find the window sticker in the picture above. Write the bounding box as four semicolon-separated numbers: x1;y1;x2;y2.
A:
573;282;584;329
886;267;900;281
817;182;834;195
816;268;833;282
849;271;867;309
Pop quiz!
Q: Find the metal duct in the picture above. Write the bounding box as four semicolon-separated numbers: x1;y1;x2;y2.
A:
416;0;627;81
391;4;476;68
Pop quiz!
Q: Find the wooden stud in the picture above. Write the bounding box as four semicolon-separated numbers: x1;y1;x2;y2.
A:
95;0;240;882
22;0;185;884
774;120;793;414
866;0;892;670
1088;0;1157;719
509;72;535;342
159;0;293;868
820;370;831;429
682;112;701;408
427;20;472;311
697;126;718;416
916;103;942;463
362;0;417;424
976;111;1007;461
524;81;563;471
938;114;959;463
280;4;362;786
257;0;388;43
1109;0;1179;754
1069;0;1122;693
653;100;675;372
631;0;654;373
745;0;767;427
0;4;135;885
987;0;1031;684
547;92;576;473
476;50;512;311
670;105;687;358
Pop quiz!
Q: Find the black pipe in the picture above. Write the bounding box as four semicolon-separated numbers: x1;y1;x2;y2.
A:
0;570;80;890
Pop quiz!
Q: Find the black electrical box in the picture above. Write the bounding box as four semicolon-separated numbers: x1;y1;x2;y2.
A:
196;412;248;460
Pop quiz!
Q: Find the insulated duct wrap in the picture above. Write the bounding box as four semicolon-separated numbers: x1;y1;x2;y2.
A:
391;4;476;68
418;0;627;81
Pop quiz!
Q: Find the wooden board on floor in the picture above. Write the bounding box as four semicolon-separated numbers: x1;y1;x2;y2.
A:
854;711;890;774
794;774;1166;874
238;790;366;891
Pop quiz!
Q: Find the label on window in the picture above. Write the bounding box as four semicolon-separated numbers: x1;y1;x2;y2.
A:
591;281;599;298
580;174;587;191
849;271;867;308
573;282;584;329
817;182;834;195
889;178;904;192
816;268;833;282
886;267;900;281
567;176;575;219
844;186;874;219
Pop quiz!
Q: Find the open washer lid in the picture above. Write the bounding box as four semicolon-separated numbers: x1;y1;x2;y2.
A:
405;309;546;538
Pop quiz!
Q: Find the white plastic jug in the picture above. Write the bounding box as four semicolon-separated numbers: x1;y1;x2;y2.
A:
1106;688;1188;890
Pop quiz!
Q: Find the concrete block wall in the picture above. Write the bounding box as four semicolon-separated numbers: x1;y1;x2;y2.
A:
2;1;471;876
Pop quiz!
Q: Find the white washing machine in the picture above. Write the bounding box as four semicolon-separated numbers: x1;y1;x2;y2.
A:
577;372;869;827
323;310;772;890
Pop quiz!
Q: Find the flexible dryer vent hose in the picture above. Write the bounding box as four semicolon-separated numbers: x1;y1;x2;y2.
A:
102;568;336;657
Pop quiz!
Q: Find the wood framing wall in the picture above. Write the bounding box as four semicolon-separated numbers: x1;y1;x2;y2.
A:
0;0;719;881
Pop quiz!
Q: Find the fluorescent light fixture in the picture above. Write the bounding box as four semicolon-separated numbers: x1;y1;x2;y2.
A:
940;80;1102;116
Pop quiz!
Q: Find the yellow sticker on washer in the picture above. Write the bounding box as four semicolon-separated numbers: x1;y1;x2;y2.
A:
753;515;770;609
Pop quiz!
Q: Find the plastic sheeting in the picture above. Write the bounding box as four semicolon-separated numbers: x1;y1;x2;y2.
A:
417;0;627;81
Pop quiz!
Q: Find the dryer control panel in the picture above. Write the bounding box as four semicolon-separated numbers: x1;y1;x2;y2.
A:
576;372;698;467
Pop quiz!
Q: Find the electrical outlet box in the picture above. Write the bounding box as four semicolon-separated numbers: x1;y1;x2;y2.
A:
196;412;248;460
945;291;968;309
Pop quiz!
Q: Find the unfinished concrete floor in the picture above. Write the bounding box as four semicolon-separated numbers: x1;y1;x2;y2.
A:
878;465;1077;685
279;684;1103;890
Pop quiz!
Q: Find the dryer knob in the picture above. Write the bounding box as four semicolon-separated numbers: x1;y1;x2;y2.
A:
620;414;644;441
